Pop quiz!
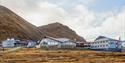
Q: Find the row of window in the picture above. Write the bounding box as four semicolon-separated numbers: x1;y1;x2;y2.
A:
92;41;109;44
91;44;108;48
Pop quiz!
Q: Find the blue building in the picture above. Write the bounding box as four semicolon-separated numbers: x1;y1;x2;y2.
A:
2;38;16;48
90;36;121;52
121;41;125;52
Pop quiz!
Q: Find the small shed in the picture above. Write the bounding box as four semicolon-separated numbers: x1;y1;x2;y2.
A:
27;41;37;48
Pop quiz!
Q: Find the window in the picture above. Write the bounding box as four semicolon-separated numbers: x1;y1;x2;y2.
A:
103;41;105;43
43;42;47;45
106;44;108;46
100;45;102;47
103;45;105;47
98;41;99;43
110;42;114;44
100;41;102;43
105;41;107;43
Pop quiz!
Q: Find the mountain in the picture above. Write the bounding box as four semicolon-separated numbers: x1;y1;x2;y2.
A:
0;5;86;42
0;5;43;41
38;22;86;42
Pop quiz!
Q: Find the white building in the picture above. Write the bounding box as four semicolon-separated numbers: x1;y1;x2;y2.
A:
90;36;121;51
27;41;36;48
121;41;125;52
59;40;76;49
2;38;16;48
36;38;59;49
36;37;76;49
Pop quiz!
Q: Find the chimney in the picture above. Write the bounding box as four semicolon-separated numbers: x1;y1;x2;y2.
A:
119;37;121;41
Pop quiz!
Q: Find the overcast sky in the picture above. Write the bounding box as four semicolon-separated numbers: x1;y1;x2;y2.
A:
0;0;125;41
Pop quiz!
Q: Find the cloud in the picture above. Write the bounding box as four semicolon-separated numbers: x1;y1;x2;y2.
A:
83;8;125;41
0;0;125;41
23;2;69;25
69;5;125;41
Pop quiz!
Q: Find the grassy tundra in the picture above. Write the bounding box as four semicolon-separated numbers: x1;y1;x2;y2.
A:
1;48;125;63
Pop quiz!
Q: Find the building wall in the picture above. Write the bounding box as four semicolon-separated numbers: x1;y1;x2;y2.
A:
27;41;36;48
121;41;125;52
38;38;76;49
90;40;109;49
90;38;120;50
108;41;118;48
59;42;76;49
2;39;15;48
39;38;59;48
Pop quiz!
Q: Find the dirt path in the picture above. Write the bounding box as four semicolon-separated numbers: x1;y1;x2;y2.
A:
0;47;22;54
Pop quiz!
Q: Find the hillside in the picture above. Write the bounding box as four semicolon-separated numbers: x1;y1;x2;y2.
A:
0;5;85;42
38;22;86;42
0;5;43;41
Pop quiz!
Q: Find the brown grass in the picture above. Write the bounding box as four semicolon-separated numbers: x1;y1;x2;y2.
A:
1;48;125;63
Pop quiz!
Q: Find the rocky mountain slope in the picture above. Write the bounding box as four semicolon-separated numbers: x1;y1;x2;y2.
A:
0;5;43;41
0;5;85;42
38;22;86;42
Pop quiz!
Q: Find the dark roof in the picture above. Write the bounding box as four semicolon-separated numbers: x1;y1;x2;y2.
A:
95;36;107;40
95;36;121;42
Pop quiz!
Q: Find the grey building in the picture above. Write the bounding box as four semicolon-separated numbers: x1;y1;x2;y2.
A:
90;36;121;51
36;36;76;49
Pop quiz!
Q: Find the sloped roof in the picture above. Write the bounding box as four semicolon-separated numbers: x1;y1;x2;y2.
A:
45;36;75;43
95;36;121;42
95;36;107;40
